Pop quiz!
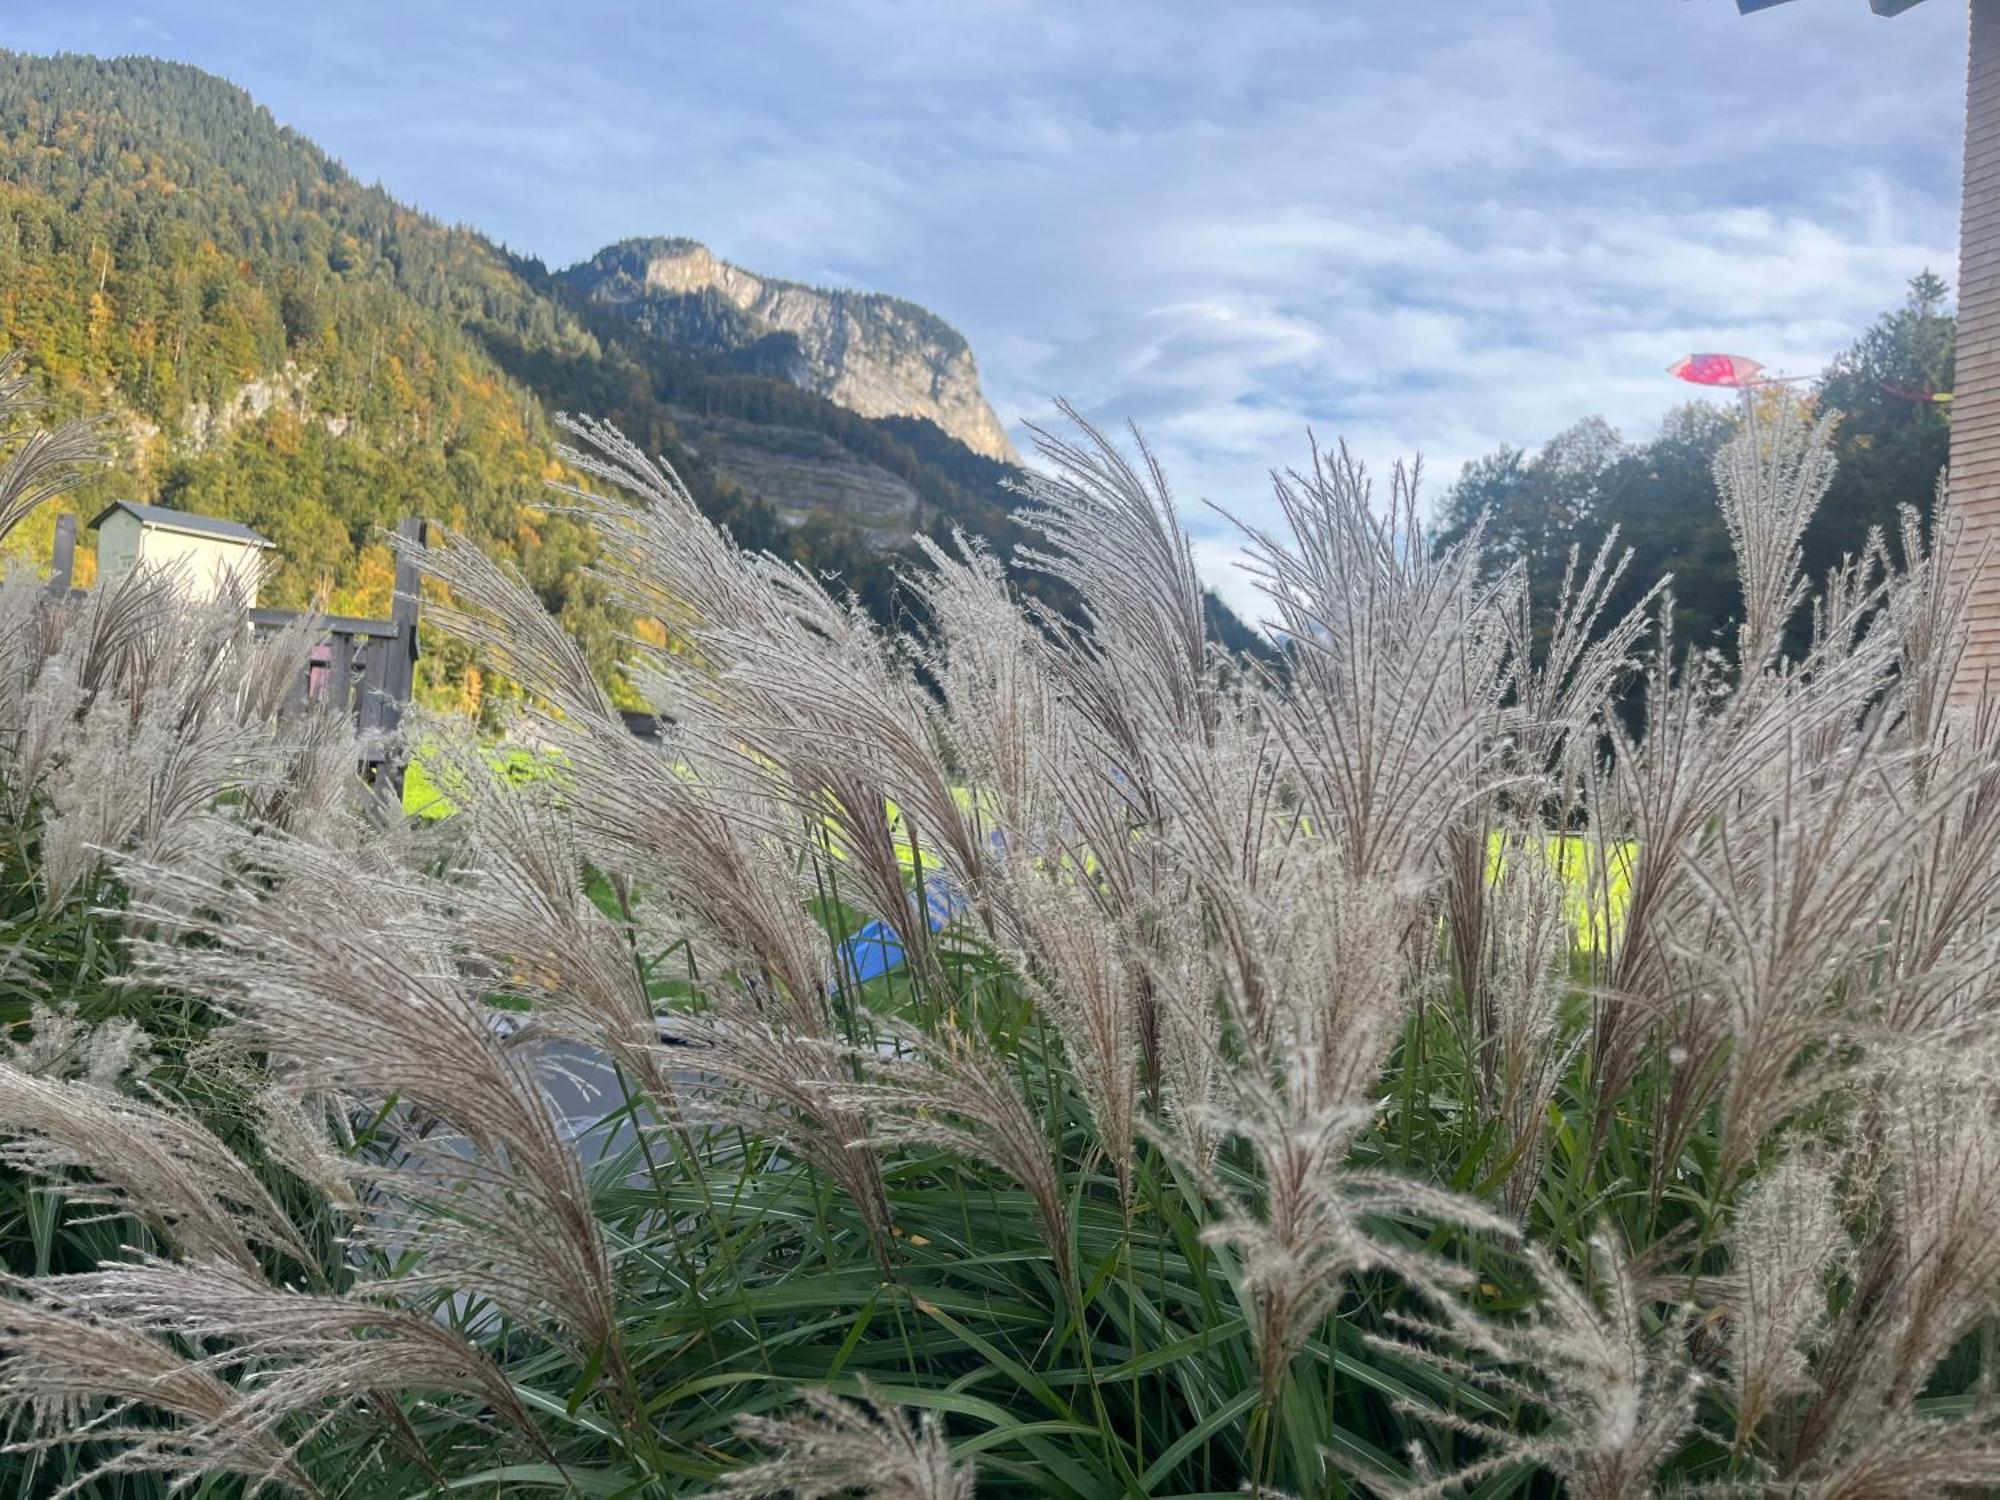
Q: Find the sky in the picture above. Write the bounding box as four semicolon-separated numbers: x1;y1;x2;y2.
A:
3;1;1969;614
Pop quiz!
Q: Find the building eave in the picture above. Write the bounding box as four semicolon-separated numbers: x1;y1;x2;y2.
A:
87;501;277;549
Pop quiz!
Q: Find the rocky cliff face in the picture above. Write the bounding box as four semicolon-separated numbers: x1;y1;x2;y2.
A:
565;239;1019;464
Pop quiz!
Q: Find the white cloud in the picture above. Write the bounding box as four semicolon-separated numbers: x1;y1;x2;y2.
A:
11;0;1971;597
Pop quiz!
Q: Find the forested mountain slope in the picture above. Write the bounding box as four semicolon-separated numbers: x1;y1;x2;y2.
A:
0;51;1089;714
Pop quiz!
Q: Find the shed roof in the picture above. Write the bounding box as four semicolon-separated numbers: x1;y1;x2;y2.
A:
89;502;275;549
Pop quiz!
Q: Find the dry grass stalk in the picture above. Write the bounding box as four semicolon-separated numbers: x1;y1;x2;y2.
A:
718;1386;975;1500
2;366;1997;1497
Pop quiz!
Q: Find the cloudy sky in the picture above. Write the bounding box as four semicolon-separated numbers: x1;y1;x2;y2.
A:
5;2;1967;609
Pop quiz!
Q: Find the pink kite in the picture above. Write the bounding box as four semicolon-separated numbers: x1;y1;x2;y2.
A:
1669;353;1767;388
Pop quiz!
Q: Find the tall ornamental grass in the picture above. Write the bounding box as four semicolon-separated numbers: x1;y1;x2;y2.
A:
1;378;1997;1499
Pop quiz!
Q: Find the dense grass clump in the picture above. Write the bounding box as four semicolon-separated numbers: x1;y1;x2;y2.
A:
1;382;1996;1499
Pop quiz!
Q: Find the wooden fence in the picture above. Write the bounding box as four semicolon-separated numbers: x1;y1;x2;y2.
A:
49;513;425;800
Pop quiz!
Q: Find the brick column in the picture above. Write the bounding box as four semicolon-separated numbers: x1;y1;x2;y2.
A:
1952;0;2000;698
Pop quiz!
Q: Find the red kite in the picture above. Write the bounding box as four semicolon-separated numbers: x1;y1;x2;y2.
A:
1669;353;1767;388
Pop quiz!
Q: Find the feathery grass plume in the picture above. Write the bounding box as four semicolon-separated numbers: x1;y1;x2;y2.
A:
1508;529;1659;782
678;1001;896;1268
0;1293;316;1499
1365;1234;1700;1500
1665;720;1920;1188
1003;408;1236;1084
845;1022;1073;1278
549;410;793;650
991;856;1140;1205
39;688;243;909
1136;678;1295;1070
251;1085;362;1216
1438;532;1635;1081
1143;913;1226;1169
1714;397;1839;672
1189;1070;1515;1431
1189;854;1515;1428
242;692;385;848
0;564;81;807
692;588;980;978
548;416;988;963
1476;831;1583;1218
1867;1055;2000;1413
1583;614;1726;1114
0;348;103;546
1779;1406;2000;1499
719;1386;974;1500
1871;744;2000;1046
1217;844;1414;1110
1014;400;1213;754
1864;496;2000;1044
398;523;614;723
539;715;840;1030
1889;486;1974;761
1234;440;1514;884
1619;639;1921;1200
909;532;1067;846
2;1000;154;1089
0;1062;317;1273
17;1257;542;1450
1719;1150;1848;1447
1777;1053;2000;1483
1590;600;1902;1142
0;564;157;822
431;730;674;1101
56;557;190;698
9;562;373;908
1463;535;1654;1084
120;830;627;1385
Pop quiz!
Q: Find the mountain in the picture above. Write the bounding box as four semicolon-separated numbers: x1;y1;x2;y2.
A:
565;238;1019;464
0;51;1261;716
0;50;1068;717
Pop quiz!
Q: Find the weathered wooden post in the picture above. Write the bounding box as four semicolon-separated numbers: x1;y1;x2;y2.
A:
325;629;356;720
380;517;425;806
46;512;74;595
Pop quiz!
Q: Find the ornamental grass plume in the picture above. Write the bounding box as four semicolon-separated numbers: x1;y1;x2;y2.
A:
1470;830;1580;1219
0;1061;317;1273
990;860;1141;1206
842;1020;1075;1277
0;349;101;545
1183;847;1519;1425
0;1292;316;1500
121;831;628;1387
679;999;897;1267
720;1386;976;1500
1233;439;1514;886
1714;398;1839;672
1366;1234;1702;1500
546;415;992;963
1;1251;551;1499
10;360;2000;1500
19;1257;536;1442
1718;1150;1848;1447
437;739;678;1102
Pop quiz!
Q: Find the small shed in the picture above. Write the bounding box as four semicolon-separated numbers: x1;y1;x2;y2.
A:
89;502;276;605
